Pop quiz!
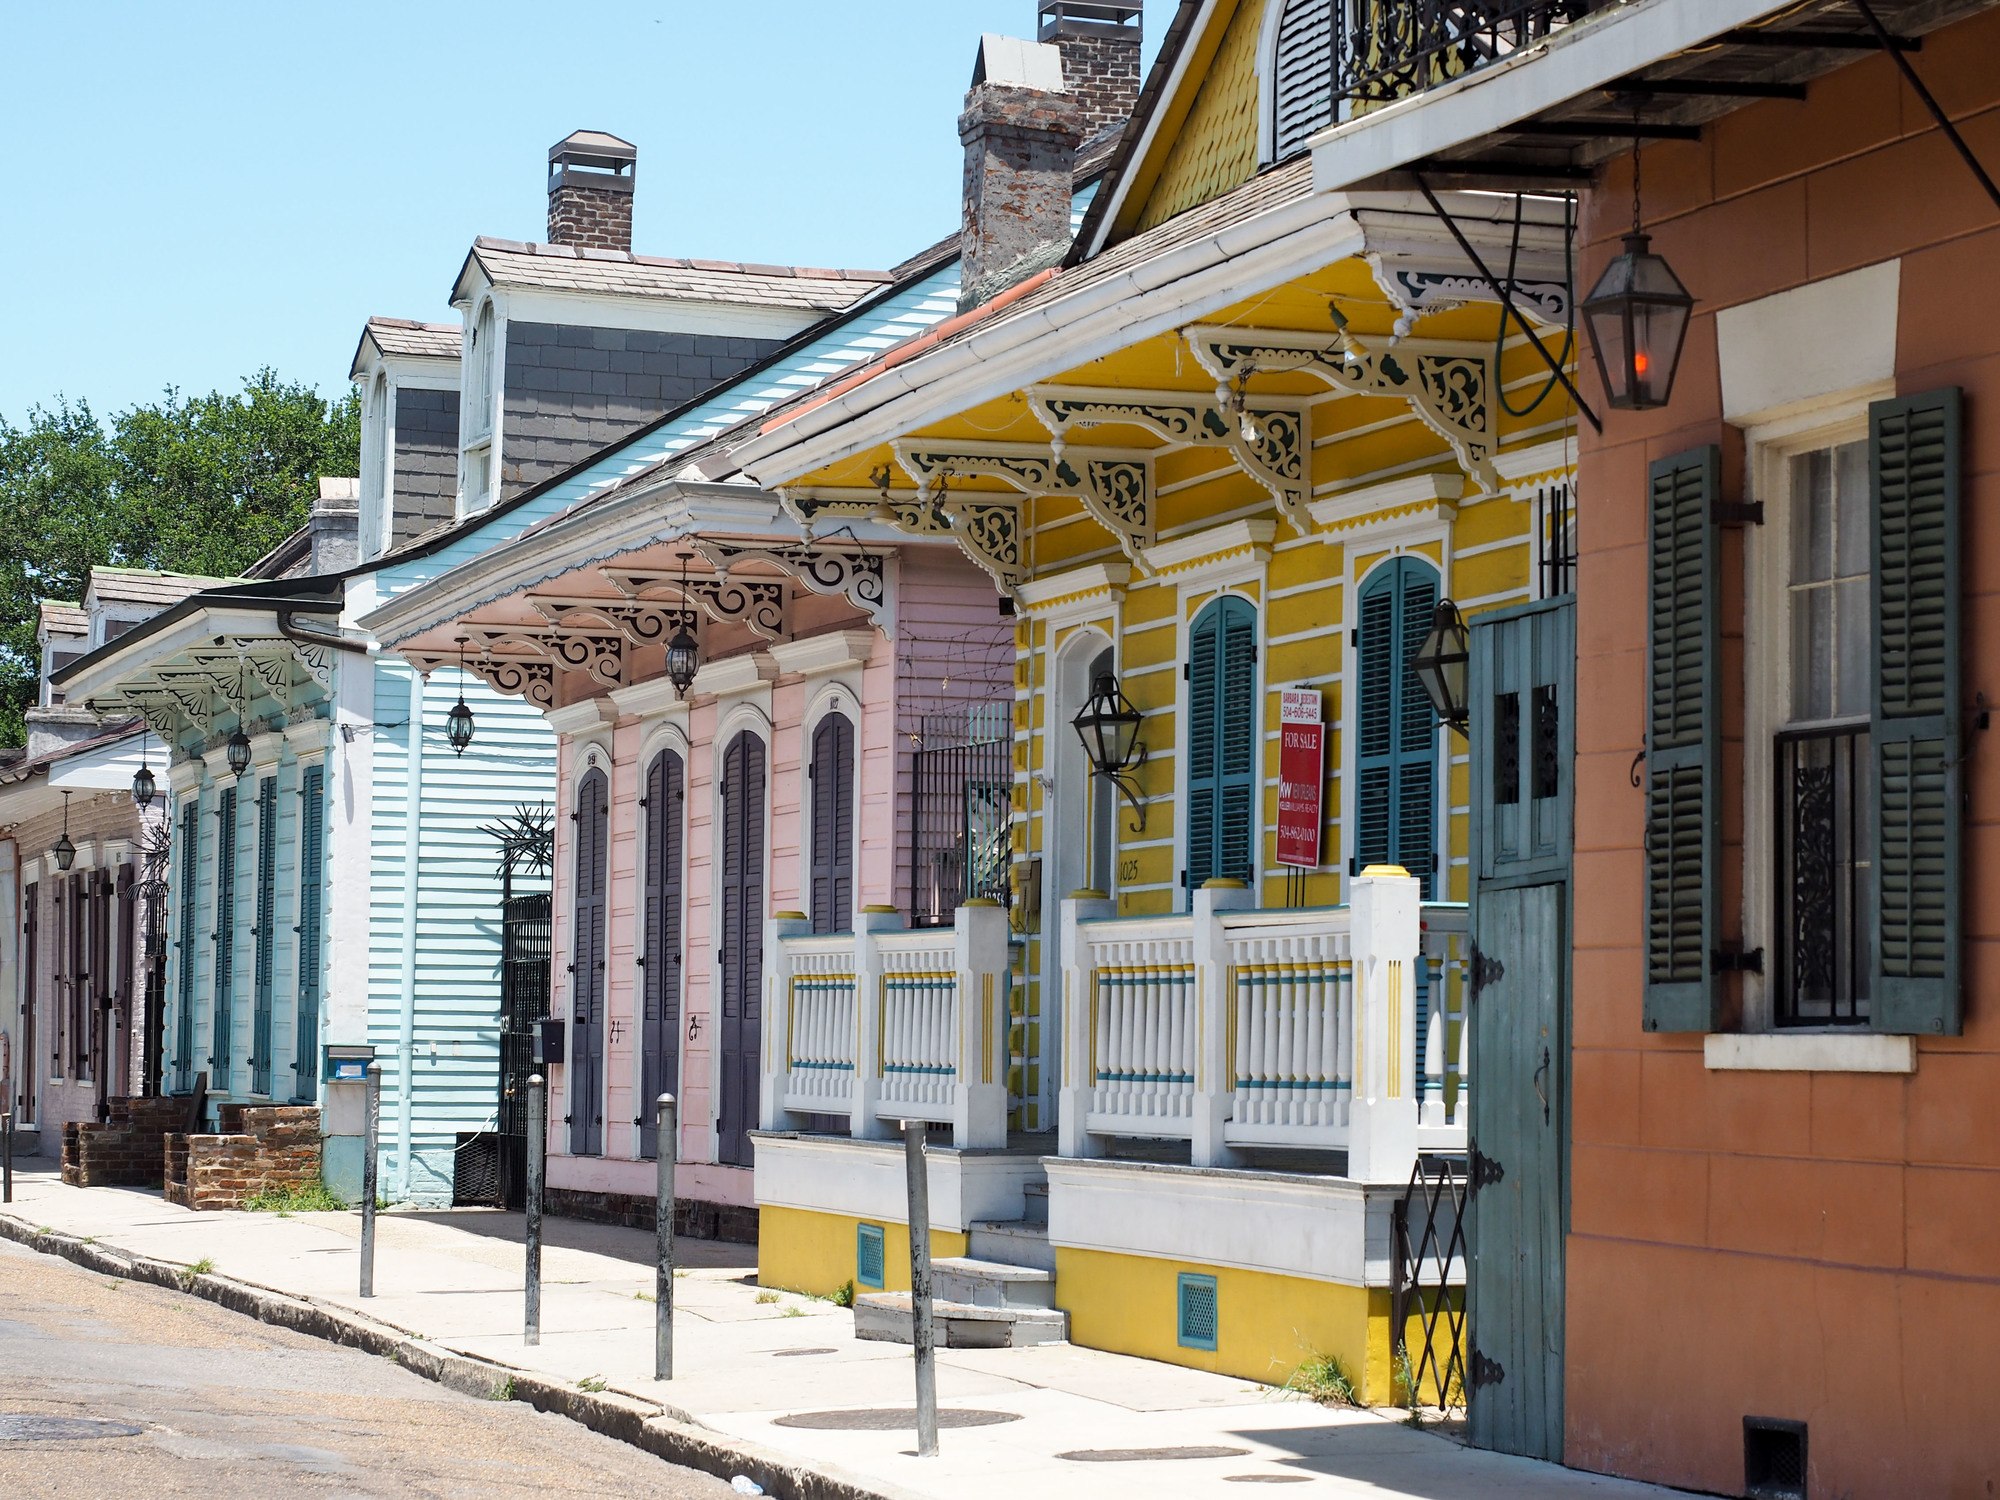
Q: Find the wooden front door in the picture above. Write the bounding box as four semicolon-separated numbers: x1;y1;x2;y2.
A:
1466;596;1573;1461
716;732;766;1168
569;767;608;1157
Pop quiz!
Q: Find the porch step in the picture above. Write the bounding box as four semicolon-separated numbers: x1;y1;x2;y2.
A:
930;1256;1056;1311
967;1219;1056;1273
854;1292;1067;1349
1023;1178;1048;1225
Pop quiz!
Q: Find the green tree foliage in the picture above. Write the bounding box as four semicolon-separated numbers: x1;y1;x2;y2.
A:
0;371;359;746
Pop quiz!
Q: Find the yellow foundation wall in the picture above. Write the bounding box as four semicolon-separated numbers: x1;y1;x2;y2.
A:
757;1205;969;1300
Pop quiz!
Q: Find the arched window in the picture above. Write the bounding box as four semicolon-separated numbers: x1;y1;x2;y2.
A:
1271;0;1339;162
1355;557;1440;894
808;712;856;934
1186;596;1259;891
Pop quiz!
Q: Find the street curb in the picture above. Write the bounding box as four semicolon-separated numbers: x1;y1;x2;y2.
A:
0;1211;897;1500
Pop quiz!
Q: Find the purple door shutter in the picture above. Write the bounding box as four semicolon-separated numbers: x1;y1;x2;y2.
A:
809;714;856;934
638;748;684;1158
718;732;766;1168
569;766;609;1157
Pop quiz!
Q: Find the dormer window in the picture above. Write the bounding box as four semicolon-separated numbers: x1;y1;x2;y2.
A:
359;371;391;560
460;301;500;516
1268;0;1339;163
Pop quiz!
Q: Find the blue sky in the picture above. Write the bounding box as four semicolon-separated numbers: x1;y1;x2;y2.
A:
0;1;1171;424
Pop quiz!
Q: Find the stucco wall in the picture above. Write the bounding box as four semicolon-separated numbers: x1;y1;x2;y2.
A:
1567;14;2000;1496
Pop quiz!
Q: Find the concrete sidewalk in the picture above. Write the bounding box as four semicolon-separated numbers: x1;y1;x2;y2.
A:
0;1160;1677;1500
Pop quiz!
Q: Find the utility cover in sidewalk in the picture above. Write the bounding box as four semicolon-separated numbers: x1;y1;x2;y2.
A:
0;1415;144;1441
775;1408;1021;1430
1058;1446;1251;1462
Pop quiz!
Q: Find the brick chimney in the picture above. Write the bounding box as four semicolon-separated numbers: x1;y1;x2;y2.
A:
547;130;637;252
309;477;360;575
958;36;1086;314
1038;2;1143;139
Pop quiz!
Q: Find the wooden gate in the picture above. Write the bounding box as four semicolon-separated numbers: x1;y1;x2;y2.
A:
717;731;766;1168
1466;595;1573;1460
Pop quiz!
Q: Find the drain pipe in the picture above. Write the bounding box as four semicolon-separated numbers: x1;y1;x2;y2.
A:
396;670;428;1202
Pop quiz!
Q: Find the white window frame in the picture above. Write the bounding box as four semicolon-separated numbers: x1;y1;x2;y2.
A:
1739;396;1876;1036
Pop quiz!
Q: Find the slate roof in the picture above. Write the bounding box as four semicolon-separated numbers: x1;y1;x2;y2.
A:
460;238;893;312
38;601;86;638
87;567;234;608
366;318;462;359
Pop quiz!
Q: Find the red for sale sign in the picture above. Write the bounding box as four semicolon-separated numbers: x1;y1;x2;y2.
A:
1276;688;1326;869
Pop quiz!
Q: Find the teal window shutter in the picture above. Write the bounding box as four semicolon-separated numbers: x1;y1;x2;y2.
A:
251;775;278;1095
212;784;237;1087
293;763;325;1100
174;796;201;1093
1186;596;1258;889
1643;447;1722;1032
1355;558;1439;895
1870;388;1962;1035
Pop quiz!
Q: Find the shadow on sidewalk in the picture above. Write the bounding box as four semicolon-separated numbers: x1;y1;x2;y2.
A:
390;1209;755;1272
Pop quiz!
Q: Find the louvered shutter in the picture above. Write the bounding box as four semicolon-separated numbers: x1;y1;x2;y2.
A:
293;763;324;1100
1355;558;1439;895
639;749;684;1157
1642;447;1722;1032
252;776;278;1094
1870;388;1962;1035
1273;0;1338;161
1186;608;1220;889
1186;597;1258;889
809;714;856;934
213;785;237;1087
570;767;608;1156
175;798;200;1091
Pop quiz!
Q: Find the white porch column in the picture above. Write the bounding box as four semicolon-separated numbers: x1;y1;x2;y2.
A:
951;899;1010;1149
1190;879;1256;1168
760;911;811;1131
1056;891;1115;1159
1347;864;1421;1184
850;906;901;1141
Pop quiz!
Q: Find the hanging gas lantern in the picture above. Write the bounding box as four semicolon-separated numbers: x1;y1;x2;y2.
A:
1412;599;1471;736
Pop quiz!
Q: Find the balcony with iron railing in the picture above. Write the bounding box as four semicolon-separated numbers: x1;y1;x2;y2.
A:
1336;0;1612;110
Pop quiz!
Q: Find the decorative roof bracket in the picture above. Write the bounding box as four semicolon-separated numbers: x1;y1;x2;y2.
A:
1184;326;1496;492
893;439;1136;579
692;540;892;634
528;596;701;650
603;568;789;642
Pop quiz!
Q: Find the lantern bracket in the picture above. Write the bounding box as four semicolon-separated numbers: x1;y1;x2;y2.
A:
1105;763;1148;836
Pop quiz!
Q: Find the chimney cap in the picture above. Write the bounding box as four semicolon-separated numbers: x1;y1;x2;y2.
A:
548;129;637;172
970;33;1067;92
1038;1;1143;40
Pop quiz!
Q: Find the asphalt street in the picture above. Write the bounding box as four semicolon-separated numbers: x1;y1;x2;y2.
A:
0;1237;736;1498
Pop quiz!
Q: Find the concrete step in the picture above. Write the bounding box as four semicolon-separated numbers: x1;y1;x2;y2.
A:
967;1218;1056;1273
1022;1179;1048;1226
930;1256;1056;1311
854;1292;1067;1349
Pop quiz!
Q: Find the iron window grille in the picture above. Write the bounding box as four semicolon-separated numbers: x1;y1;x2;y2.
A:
1773;724;1872;1026
909;710;1012;929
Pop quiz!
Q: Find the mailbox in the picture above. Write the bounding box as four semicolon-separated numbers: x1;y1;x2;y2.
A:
324;1042;376;1083
536;1017;566;1066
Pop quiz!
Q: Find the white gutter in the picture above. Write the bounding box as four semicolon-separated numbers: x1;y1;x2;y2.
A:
734;189;1370;488
1308;0;1794;194
396;674;426;1202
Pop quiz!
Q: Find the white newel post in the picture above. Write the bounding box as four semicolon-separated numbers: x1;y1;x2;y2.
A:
761;912;812;1131
952;899;1010;1149
1346;865;1421;1184
1056;892;1116;1159
850;906;902;1141
1191;880;1257;1168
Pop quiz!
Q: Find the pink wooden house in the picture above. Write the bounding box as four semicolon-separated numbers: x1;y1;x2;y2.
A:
368;474;1012;1230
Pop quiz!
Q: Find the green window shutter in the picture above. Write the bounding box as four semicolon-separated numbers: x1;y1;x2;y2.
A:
293;763;325;1100
1870;388;1962;1035
1356;558;1439;895
1186;596;1258;889
1643;447;1722;1032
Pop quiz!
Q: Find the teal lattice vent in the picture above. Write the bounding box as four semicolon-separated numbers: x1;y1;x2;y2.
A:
1177;1272;1218;1351
856;1223;886;1290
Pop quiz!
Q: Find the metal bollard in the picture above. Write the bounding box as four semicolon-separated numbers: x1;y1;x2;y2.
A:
904;1119;939;1457
525;1073;544;1346
3;1108;13;1205
655;1093;676;1381
360;1063;381;1298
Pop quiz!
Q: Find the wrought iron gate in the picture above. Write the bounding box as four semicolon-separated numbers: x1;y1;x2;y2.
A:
1391;1153;1470;1410
909;715;1011;929
498;893;551;1209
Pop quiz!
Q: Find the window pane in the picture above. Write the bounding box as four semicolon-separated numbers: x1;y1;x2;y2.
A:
1791;584;1833;721
1835;576;1869;718
1790;450;1833;584
1834;440;1869;578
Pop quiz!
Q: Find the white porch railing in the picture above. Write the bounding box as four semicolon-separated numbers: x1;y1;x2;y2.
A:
762;901;1010;1148
1059;869;1468;1181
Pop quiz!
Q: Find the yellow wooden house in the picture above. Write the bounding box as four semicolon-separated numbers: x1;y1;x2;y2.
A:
731;0;1582;1401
